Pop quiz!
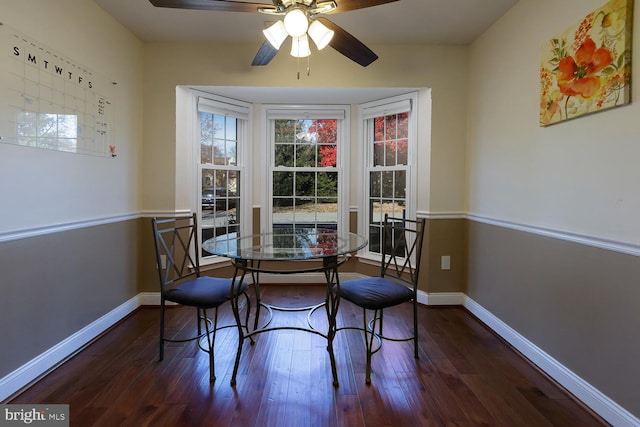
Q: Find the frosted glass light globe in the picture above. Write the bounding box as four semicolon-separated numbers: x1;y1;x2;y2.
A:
284;9;308;37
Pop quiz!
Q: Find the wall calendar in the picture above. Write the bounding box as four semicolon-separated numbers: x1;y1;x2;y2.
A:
0;23;115;158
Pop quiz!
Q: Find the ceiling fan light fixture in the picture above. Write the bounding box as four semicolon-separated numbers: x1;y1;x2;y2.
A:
283;8;309;37
263;20;288;49
308;20;334;50
290;34;311;58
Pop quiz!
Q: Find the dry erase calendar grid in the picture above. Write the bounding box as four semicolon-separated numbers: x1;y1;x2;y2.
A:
0;22;114;157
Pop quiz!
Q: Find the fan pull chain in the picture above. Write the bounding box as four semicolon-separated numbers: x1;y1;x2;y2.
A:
296;51;311;80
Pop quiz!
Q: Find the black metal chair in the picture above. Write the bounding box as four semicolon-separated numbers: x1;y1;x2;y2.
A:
151;213;250;383
338;214;426;384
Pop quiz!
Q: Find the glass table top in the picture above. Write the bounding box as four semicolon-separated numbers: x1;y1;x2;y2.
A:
202;229;367;261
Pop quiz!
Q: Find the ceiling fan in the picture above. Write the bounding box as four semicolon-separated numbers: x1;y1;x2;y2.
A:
148;0;399;67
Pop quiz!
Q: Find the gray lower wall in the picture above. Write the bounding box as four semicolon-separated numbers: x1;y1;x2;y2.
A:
0;219;140;379
3;216;638;419
467;220;640;418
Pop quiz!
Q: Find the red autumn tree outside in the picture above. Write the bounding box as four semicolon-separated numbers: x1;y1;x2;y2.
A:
309;119;337;167
374;112;408;166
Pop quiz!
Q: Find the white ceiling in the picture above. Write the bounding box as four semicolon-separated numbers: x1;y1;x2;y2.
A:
94;0;519;45
93;0;519;104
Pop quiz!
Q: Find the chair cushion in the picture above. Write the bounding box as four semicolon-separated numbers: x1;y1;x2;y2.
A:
338;277;414;310
164;276;247;308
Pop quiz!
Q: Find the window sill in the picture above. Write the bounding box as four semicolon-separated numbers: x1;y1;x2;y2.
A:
355;253;381;267
200;256;233;271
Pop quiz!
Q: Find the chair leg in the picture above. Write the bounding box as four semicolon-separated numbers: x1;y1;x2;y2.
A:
363;308;376;385
243;292;255;345
202;307;218;383
230;291;246;387
196;307;203;336
159;299;166;362
252;278;262;333
413;299;419;359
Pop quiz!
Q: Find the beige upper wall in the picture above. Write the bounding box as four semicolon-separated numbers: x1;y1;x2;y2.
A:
467;0;640;246
0;0;144;233
141;42;468;215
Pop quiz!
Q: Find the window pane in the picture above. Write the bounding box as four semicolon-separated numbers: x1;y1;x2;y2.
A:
213;115;225;139
385;115;397;140
213;139;226;165
373;142;384;166
370;200;385;224
386;142;397;166
271;115;340;233
374;117;384;142
225;116;237;140
397;112;409;138
394;171;406;199
201;169;240;256
318;198;338;223
314;119;337;144
201;112;238;166
318;145;336;167
296;119;314;144
370;171;381;197
273;171;293;196
295;172;315;197
317;172;337;197
200;113;213;164
369;224;381;253
397;139;408;165
296;144;315;167
275;119;295;143
273;197;294;208
275;144;294;167
199;104;246;258
366;105;411;255
273;197;294;224
225;141;237;166
296;198;314;223
381;171;394;198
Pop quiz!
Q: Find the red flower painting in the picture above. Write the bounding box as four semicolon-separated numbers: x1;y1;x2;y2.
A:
539;0;632;126
556;37;612;98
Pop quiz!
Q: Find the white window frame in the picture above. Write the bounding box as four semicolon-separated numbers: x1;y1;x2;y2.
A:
262;104;350;238
359;92;418;261
193;92;251;265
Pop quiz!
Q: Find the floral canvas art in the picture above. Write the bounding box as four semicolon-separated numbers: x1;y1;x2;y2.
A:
540;0;633;126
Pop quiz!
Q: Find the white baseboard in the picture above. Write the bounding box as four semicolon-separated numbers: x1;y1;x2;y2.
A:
2;289;637;427
463;296;639;427
420;291;465;306
0;295;140;402
137;292;161;306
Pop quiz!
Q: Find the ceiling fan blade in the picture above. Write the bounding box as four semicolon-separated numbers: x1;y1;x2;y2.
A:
148;0;274;13
316;17;377;67
330;0;399;13
252;41;279;66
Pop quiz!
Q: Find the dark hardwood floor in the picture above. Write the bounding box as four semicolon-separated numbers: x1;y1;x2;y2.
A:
9;285;607;426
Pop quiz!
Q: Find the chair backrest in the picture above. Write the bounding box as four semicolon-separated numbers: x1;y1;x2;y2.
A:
151;213;200;293
380;214;426;292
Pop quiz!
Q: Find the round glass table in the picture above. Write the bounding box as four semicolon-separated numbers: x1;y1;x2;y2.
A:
203;229;367;387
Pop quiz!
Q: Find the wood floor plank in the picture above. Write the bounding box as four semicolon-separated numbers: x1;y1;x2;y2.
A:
6;285;607;427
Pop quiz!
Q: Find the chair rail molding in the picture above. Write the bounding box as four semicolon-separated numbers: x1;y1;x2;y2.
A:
467;213;640;257
0;213;139;243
